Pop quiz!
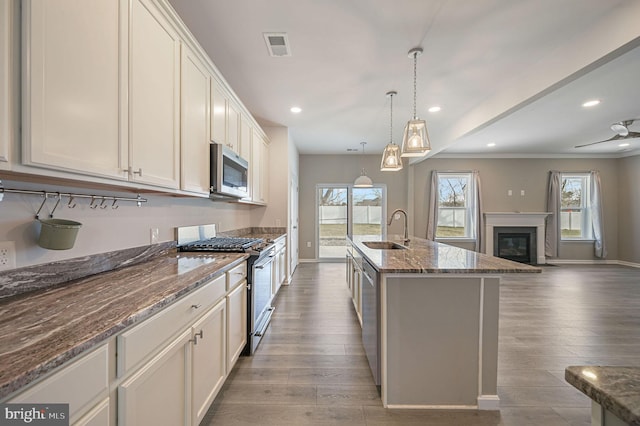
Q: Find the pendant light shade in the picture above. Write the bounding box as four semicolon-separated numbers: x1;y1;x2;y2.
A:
401;47;431;158
380;91;403;171
354;142;373;187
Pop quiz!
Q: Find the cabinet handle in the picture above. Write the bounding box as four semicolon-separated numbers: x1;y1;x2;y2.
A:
195;330;203;339
191;304;201;309
123;167;143;177
190;330;204;345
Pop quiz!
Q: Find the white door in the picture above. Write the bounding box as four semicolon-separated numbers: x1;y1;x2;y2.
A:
290;173;299;275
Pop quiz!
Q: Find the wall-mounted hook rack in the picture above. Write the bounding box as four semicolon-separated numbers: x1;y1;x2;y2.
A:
0;180;148;218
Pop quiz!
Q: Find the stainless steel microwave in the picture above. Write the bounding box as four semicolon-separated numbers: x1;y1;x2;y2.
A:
210;144;249;199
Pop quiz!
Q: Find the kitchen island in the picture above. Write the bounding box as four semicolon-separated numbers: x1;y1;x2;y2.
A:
348;234;539;410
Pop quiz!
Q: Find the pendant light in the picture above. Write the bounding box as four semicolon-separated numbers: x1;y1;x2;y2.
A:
401;47;431;157
354;142;373;187
380;91;403;171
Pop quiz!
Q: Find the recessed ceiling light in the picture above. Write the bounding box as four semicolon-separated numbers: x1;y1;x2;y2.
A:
487;143;496;147
428;106;441;113
582;99;600;108
619;143;630;147
290;106;302;114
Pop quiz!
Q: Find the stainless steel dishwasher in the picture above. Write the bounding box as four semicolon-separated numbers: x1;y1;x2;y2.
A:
361;258;380;386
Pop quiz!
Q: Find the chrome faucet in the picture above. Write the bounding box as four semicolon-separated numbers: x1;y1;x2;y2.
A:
388;209;409;243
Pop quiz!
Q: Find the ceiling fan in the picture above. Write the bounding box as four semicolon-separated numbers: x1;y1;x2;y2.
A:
575;119;640;148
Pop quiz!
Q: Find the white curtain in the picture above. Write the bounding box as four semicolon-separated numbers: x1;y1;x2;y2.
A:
590;170;607;258
426;171;438;240
472;171;484;253
545;171;560;258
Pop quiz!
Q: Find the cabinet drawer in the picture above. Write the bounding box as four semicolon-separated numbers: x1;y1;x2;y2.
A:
274;237;285;252
226;262;247;289
10;344;108;422
117;274;225;376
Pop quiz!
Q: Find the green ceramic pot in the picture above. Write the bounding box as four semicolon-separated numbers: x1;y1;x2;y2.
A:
38;219;82;250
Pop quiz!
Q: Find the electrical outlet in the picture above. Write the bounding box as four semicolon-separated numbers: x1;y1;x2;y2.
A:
306;241;311;248
275;219;281;227
520;190;525;196
0;241;16;271
507;189;512;196
150;228;159;244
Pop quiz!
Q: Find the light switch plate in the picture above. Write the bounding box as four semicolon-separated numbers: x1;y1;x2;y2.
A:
0;241;16;271
150;228;159;244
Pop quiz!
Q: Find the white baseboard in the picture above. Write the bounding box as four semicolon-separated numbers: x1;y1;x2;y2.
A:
548;259;640;269
477;395;500;410
385;404;479;410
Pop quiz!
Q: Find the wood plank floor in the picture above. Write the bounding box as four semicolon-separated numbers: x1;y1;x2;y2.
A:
202;263;640;425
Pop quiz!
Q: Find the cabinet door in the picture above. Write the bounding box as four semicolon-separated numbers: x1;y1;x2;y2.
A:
226;281;247;370
22;0;126;179
251;130;266;204
260;137;270;204
0;0;14;170
73;398;109;426
129;0;180;188
239;116;252;161
210;81;227;145
118;329;190;426
227;102;240;154
180;46;210;195
192;298;226;426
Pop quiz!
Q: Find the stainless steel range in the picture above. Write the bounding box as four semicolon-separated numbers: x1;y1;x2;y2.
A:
177;225;275;355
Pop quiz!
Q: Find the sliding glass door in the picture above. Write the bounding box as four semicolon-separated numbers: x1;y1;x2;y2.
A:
317;185;386;260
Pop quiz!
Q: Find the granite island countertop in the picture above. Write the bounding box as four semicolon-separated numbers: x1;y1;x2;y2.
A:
0;250;248;399
349;234;541;273
566;366;640;425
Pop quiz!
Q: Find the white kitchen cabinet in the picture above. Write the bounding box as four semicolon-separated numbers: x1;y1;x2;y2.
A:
10;344;109;425
118;329;191;426
73;398;110;426
191;298;226;426
180;45;211;195
226;280;247;369
251;130;270;205
239;115;252;161
272;238;286;296
129;0;181;188
210;80;241;156
21;0;126;179
0;0;15;170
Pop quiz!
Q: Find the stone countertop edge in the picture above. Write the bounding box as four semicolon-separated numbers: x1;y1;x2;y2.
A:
348;235;541;274
565;366;640;425
0;252;248;400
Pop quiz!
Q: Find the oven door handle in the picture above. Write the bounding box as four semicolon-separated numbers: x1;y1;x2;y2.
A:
254;256;274;270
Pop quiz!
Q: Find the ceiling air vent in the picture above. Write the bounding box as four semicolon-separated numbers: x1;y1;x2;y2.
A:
263;32;291;57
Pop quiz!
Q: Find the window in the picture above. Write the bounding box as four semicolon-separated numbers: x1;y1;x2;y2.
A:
435;172;477;239
560;174;592;240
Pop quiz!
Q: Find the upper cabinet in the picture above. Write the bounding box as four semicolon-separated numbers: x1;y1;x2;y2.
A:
21;0;126;179
180;46;210;195
18;0;269;197
251;129;270;205
210;80;242;158
129;0;181;188
0;0;14;170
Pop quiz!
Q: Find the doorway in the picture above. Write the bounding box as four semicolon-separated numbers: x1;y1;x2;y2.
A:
317;185;386;260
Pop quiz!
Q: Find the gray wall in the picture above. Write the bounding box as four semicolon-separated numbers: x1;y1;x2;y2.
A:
617;154;640;263
299;154;409;260
411;157;620;260
0;178;253;268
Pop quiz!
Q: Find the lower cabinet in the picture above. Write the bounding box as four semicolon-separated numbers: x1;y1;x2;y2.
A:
226;281;247;369
118;329;191;426
192;299;227;426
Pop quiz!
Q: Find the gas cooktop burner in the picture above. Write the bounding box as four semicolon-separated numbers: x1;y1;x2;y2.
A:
179;236;264;252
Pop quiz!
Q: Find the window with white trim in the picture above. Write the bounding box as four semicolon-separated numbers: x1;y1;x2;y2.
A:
435;172;477;239
560;173;593;240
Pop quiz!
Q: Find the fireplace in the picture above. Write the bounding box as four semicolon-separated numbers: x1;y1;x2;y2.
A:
484;212;550;265
493;227;537;264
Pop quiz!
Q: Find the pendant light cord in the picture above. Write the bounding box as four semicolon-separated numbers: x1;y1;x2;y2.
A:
390;93;394;144
412;51;417;119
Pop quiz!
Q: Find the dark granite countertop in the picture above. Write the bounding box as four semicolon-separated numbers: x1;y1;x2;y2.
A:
349;234;541;273
0;251;248;399
566;366;640;425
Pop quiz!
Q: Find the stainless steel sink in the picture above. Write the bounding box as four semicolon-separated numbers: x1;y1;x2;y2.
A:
362;241;407;250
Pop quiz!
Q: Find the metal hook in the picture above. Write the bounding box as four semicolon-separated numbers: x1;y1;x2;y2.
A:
49;193;62;218
111;199;119;209
67;196;76;209
99;199;108;209
89;197;98;209
136;194;142;207
35;194;48;219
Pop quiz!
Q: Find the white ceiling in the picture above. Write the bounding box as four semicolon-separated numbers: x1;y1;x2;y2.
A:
167;0;640;159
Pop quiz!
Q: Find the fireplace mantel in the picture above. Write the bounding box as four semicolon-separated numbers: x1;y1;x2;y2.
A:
484;212;551;264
